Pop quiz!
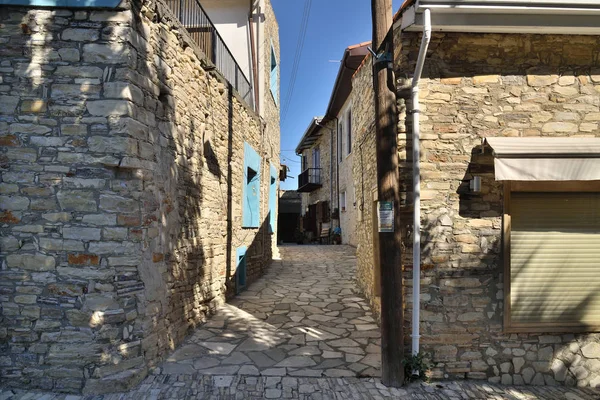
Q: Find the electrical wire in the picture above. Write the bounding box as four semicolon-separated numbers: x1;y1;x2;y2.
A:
280;0;312;126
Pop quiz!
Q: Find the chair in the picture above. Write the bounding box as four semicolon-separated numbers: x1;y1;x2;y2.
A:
319;222;331;245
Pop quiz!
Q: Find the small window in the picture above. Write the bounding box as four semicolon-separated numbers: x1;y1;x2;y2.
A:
340;191;347;212
242;142;261;228
313;146;320;169
338;121;343;163
346;108;352;155
270;43;278;105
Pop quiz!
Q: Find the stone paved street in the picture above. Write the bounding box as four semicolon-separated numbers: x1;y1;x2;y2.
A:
1;245;599;399
158;245;380;380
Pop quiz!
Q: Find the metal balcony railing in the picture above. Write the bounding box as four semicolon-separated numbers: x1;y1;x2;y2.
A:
298;168;322;192
165;0;255;111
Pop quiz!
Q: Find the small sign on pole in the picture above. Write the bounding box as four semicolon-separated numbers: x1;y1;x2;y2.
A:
378;201;394;232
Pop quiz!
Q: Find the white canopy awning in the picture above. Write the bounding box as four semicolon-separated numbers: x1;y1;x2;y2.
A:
484;137;600;181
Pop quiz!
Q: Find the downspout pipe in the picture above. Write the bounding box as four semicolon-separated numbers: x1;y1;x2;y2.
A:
411;8;431;357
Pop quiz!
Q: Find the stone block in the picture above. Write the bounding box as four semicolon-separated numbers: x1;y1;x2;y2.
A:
83;43;133;64
103;82;144;105
21;100;47;113
542;122;578;133
89;10;132;22
58;266;115;281
87;100;134;117
0;95;19;114
15;295;37;304
0;196;30;211
62;28;99;41
52;84;101;99
527;74;559;87
581;342;600;359
473;75;499;84
57;190;97;211
6;254;56;272
5;148;38;162
39;238;85;252
99;194;138;213
88;136;137;154
55;66;104;79
63;227;102;241
58;48;80;62
82;214;116;225
61;124;88;135
42;212;72;222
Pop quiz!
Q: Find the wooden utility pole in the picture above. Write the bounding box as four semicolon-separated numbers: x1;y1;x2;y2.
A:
371;0;404;387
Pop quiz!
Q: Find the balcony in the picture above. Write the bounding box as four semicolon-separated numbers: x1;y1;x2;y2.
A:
165;0;254;110
298;168;322;193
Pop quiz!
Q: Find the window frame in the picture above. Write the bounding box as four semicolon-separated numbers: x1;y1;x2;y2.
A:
269;41;278;105
313;146;320;169
340;190;347;212
503;180;600;333
346;108;352;156
338;119;343;163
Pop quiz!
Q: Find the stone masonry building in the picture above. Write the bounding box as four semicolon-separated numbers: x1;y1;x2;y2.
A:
0;0;280;394
295;43;369;246
353;0;600;389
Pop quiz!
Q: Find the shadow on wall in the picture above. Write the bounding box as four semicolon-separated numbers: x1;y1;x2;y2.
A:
0;2;272;393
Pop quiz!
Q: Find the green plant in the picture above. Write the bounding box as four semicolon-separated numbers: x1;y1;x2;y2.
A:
402;353;430;383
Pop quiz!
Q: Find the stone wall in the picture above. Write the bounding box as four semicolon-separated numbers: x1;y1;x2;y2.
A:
261;0;280;253
351;55;381;316
353;26;600;387
337;109;357;246
394;30;600;387
0;0;279;393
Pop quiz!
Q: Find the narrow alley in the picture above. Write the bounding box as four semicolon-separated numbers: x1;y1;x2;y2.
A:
160;245;381;379
2;246;600;399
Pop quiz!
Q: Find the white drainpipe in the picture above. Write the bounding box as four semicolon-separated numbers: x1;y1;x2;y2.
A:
411;8;431;357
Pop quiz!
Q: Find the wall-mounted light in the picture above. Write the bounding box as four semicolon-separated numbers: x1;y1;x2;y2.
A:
470;176;482;193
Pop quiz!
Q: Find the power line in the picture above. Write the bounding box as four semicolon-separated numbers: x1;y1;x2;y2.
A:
281;0;312;126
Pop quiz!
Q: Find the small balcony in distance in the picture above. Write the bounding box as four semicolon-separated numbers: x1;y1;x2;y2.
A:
298;168;322;193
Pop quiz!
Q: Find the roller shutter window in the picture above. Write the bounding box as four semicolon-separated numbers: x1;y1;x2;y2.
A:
510;192;600;329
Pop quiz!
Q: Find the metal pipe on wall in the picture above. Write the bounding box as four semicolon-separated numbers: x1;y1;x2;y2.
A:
411;8;431;357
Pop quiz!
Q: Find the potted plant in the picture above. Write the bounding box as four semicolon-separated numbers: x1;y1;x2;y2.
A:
332;227;341;244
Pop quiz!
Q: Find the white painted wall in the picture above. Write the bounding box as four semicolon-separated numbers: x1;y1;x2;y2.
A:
336;98;356;246
203;0;253;86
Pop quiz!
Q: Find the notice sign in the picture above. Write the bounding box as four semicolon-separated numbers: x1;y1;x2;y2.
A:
378;201;394;233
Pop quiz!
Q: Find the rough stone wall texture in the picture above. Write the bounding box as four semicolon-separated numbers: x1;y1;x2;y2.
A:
261;0;280;252
337;140;356;246
351;55;381;316
392;30;600;387
0;0;279;394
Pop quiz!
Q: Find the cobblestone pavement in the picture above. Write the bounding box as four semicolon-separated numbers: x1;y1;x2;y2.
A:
2;376;599;399
158;245;381;379
2;245;599;399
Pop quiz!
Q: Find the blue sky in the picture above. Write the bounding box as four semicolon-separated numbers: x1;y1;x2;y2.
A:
272;0;403;190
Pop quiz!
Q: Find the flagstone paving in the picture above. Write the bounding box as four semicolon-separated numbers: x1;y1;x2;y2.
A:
158;245;382;380
2;246;600;398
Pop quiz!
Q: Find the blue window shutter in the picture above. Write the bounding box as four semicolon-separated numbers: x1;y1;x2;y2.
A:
236;246;247;293
268;164;277;233
242;143;261;228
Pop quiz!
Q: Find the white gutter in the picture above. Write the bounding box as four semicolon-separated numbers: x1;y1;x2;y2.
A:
411;8;431;357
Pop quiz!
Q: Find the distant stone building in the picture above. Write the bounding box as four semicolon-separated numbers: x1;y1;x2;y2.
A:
295;42;369;245
0;0;279;393
353;0;600;388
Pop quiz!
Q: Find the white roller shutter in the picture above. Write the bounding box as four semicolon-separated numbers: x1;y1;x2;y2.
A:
510;192;600;328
